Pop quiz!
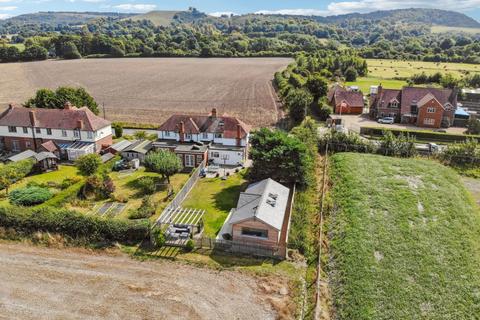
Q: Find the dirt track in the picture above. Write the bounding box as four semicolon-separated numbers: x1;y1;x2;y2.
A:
0;58;291;127
0;242;276;320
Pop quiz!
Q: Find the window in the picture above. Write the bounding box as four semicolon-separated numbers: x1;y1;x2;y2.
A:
25;141;31;149
241;227;268;239
214;133;223;139
74;130;80;138
427;107;436;113
87;131;93;139
185;154;195;167
12;140;20;152
389;101;398;108
186;133;192;140
46;128;52;135
8;126;16;133
202;132;208;139
22;127;28;134
62;130;67;137
211;152;219;158
35;128;41;134
423;118;435;125
164;131;170;137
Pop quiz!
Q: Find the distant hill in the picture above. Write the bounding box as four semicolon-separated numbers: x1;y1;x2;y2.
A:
126;11;181;26
127;8;207;26
315;8;480;28
0;11;133;26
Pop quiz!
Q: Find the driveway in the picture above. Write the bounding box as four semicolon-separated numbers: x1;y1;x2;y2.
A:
335;114;467;134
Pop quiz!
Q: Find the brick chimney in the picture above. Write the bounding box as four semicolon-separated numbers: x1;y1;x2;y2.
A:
29;110;36;127
64;101;73;110
8;103;14;110
77;119;83;129
178;121;185;142
236;124;242;146
211;108;217;118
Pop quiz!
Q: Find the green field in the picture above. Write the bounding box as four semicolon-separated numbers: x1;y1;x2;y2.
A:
126;10;179;26
182;172;248;237
366;58;480;78
328;153;480;319
345;76;407;92
431;25;480;34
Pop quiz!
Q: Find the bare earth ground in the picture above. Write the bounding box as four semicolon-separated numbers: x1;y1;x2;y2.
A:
0;242;277;320
0;58;291;127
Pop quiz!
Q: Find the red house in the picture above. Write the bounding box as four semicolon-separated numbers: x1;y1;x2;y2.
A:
328;85;365;114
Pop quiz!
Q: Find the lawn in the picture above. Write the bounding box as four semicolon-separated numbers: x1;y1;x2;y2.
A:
366;58;480;79
182;171;248;237
328;153;480;319
345;76;407;93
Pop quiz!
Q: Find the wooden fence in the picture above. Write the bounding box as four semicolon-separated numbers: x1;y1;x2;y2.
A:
195;236;286;260
155;160;206;226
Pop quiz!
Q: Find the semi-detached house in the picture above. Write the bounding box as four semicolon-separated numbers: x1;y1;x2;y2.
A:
0;103;112;159
155;108;250;167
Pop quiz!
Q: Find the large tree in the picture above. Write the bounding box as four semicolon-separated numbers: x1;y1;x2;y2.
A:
285;88;314;124
249;128;312;187
306;73;328;99
0;159;35;194
76;154;102;177
25;86;99;114
144;150;182;184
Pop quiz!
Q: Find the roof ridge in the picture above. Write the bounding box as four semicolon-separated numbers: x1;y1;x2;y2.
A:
235;192;262;210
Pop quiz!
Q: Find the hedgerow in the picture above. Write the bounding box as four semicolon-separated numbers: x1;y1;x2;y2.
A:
0;206;149;244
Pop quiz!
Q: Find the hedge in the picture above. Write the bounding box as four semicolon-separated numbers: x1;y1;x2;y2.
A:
39;179;84;208
360;126;480;143
0;206;150;244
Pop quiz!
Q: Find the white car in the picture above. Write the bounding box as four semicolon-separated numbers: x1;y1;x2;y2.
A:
378;117;395;124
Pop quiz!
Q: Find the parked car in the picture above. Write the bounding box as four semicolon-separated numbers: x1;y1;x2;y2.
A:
378;117;395;124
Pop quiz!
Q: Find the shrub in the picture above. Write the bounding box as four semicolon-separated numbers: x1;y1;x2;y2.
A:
60;177;82;190
128;196;156;219
0;206;149;244
137;176;157;194
319;130;375;153
151;227;165;247
184;239;194;252
9;186;52;206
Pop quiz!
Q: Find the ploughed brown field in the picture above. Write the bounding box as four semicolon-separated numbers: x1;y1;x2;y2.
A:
0;58;291;127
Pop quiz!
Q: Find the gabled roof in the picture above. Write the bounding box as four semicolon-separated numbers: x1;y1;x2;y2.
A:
400;87;457;114
328;85;364;107
122;140;152;154
109;139;134;152
7;150;57;162
158;112;250;139
40;140;59;153
372;88;402;108
0;104;111;131
227;178;290;231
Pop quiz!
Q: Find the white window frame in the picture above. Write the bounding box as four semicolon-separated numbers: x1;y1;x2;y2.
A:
202;132;208;139
185;133;192;140
74;130;80;138
62;130;67;137
214;133;222;139
164;131;170;137
87;131;93;139
427;107;436;113
46;128;52;135
22;127;28;134
185;154;195;167
211;152;219;158
35;128;41;134
8;126;16;133
12;140;20;152
423;118;435;125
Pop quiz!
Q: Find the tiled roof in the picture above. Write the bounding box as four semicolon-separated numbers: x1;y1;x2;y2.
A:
0;105;111;131
400;87;457;114
158;112;250;139
328;85;364;107
40;140;59;153
372;89;402;108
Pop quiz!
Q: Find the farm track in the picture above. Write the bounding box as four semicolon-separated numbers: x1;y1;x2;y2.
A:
0;241;276;320
0;58;291;128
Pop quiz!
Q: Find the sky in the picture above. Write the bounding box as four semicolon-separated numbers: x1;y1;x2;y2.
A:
1;0;480;21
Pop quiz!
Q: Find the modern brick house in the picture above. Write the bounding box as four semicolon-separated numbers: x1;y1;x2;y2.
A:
155;108;250;168
0;103;112;157
370;86;458;128
328;85;365;114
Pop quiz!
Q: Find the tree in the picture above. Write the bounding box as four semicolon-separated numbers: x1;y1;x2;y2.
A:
25;87;99;114
76;154;102;177
0;159;35;194
440;73;459;89
306;73;328;99
318;101;333;121
285;88;313;124
21;45;48;61
144;150;182;184
112;123;123;138
63;41;81;59
466;118;480;134
344;67;358;82
249;128;312;187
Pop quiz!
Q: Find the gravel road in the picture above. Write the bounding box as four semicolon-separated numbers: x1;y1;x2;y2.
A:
0;242;276;320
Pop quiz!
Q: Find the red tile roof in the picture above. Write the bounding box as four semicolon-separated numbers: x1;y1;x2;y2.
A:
0;105;111;131
328;86;364;108
158;112;250;139
400;87;457;114
371;89;401;108
40;140;58;152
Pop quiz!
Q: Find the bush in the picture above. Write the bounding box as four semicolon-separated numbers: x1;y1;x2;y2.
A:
184;239;194;252
151;227;165;247
60;177;82;190
9;186;52;206
0;206;149;244
128;196;156;219
319;130;375;153
40;179;84;207
137;176;157;194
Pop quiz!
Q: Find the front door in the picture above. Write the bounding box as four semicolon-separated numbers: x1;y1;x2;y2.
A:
185;154;195;167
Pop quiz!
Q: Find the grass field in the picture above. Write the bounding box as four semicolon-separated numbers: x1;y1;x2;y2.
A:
0;58;290;127
4;43;25;51
127;10;179;26
182;172;248;237
431;25;480;34
345;76;407;92
366;58;480;79
328;153;480;319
